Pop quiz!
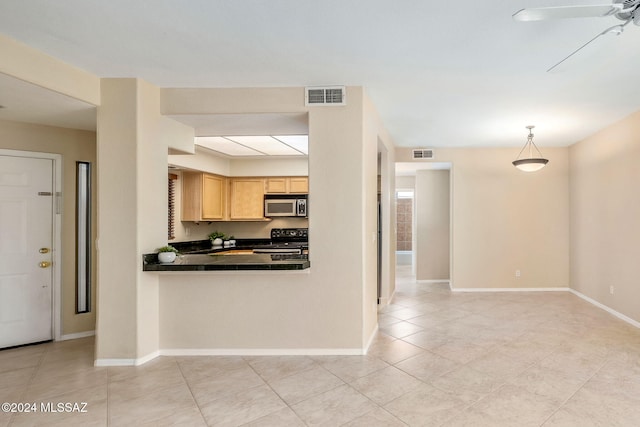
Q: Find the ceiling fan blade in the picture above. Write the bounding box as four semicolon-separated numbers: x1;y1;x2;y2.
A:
513;4;623;21
546;23;626;72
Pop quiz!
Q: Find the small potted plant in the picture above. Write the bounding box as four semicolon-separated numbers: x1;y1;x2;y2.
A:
223;234;236;247
209;231;225;247
157;245;178;263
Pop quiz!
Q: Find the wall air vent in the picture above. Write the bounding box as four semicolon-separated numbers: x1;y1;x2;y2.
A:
412;149;434;160
305;86;346;106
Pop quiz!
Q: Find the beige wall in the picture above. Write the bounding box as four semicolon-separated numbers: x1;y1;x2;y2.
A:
396;175;415;189
0;119;97;335
95;78;194;362
364;93;397;335
397;147;570;289
569;111;640;323
2;37;398;358
0;34;100;105
415;170;450;281
159;86;396;352
230;158;308;177
95;79;140;359
169;147;231;176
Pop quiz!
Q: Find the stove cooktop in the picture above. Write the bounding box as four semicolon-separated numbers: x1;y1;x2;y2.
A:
252;228;308;254
270;228;308;243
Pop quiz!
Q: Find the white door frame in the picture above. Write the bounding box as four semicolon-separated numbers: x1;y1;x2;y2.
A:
0;149;62;342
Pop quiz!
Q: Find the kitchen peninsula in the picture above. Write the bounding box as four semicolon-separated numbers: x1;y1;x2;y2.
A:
144;228;310;271
143;253;309;271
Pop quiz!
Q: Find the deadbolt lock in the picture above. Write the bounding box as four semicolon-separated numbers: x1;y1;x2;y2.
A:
39;261;51;268
39;248;50;254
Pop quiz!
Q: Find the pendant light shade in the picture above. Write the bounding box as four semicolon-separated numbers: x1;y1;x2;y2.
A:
512;126;549;172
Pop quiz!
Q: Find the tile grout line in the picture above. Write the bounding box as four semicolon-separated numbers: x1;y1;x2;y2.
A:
537;354;610;426
7;342;50;426
174;358;210;426
238;357;297;425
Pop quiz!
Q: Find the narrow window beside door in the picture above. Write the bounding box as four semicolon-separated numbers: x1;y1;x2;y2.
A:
76;162;91;313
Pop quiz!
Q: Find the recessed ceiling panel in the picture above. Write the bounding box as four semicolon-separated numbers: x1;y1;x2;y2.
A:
195;136;264;156
226;136;302;155
273;135;308;155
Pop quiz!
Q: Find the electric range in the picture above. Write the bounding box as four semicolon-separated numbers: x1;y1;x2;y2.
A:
251;228;308;254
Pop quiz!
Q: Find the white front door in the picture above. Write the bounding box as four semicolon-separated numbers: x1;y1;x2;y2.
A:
0;155;54;348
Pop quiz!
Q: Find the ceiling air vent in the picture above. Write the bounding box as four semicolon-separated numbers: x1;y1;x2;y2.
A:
305;86;346;106
412;149;434;160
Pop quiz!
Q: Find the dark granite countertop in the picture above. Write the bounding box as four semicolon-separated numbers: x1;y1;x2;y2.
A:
143;252;309;271
169;239;271;254
144;239;310;271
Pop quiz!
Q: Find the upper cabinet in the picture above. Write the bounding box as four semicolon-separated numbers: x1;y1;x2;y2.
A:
182;172;228;221
265;177;309;194
289;177;309;194
229;178;266;220
265;177;287;194
181;174;308;222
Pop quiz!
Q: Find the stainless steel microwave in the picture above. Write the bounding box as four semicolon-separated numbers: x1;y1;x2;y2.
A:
264;197;307;217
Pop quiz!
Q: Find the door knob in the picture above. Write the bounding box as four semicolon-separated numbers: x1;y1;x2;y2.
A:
39;248;50;254
39;261;51;268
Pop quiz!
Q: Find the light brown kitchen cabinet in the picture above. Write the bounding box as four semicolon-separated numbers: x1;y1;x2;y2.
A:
289;177;309;194
181;172;228;221
265;177;309;194
229;178;266;220
265;177;288;194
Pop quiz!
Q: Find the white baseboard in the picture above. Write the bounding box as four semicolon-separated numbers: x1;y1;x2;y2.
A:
136;351;160;365
417;280;451;284
364;324;379;354
91;288;639;367
453;287;570;293
569;289;640;329
94;358;136;367
94;350;160;367
59;330;95;341
379;289;396;307
159;347;367;357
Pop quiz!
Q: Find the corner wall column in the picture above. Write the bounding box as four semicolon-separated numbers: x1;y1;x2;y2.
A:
95;78;167;364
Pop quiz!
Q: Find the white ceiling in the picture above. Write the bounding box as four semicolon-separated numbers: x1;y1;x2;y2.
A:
1;0;640;147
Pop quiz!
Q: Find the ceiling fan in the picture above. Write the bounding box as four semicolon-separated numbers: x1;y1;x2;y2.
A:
513;0;640;71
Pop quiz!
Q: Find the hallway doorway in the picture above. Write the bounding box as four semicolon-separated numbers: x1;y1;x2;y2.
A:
395;190;414;270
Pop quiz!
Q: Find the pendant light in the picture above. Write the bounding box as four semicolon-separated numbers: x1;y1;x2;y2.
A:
512;125;549;172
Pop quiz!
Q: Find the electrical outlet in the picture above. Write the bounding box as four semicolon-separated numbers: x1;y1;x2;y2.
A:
515;270;521;278
610;285;614;295
185;227;191;236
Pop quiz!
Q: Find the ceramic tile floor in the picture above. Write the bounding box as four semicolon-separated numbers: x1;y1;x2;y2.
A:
2;266;640;426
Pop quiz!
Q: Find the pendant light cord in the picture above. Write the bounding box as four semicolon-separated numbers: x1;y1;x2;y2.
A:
515;127;545;160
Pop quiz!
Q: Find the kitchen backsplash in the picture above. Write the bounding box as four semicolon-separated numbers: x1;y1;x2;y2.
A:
172;217;309;242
